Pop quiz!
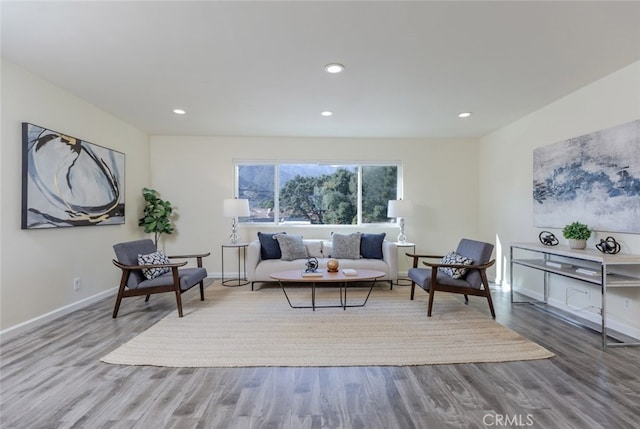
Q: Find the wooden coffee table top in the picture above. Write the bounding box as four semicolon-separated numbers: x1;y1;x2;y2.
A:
270;269;385;283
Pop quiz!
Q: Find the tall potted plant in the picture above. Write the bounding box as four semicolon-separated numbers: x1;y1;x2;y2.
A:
562;221;591;249
138;187;175;247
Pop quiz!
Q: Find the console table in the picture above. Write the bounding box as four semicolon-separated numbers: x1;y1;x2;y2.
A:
510;242;640;349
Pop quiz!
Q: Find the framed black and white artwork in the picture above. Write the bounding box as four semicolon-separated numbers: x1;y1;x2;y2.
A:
21;123;125;229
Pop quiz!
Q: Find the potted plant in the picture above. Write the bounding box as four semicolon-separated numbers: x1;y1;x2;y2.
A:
138;187;175;247
562;221;591;249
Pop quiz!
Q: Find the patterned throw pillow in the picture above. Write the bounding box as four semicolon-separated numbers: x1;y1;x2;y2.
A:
438;251;473;279
138;251;171;280
274;234;309;261
331;232;362;259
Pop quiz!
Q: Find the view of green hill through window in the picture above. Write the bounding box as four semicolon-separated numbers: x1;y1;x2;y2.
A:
237;163;398;224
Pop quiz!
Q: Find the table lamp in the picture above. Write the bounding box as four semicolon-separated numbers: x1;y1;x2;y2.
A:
387;199;414;244
223;198;250;244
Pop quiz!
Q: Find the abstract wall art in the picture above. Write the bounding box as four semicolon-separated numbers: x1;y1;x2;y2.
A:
533;119;640;234
21;123;125;229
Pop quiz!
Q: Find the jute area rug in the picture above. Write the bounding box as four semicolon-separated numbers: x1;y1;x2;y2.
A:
101;282;554;367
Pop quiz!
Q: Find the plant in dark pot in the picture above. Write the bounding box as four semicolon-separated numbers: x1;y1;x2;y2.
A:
562;221;591;249
138;187;175;247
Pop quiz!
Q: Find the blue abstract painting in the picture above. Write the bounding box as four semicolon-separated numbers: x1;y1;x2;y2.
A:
533;119;640;234
21;123;125;229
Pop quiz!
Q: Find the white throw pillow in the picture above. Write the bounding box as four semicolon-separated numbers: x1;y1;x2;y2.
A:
305;240;323;258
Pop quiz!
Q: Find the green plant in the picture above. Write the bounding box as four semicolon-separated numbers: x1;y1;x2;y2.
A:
562;221;591;240
138;187;175;246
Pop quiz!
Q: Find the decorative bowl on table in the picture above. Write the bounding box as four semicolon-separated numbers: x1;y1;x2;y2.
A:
326;259;339;272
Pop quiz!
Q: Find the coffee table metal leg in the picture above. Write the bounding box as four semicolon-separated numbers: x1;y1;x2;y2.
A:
279;278;380;309
342;279;378;308
279;281;295;308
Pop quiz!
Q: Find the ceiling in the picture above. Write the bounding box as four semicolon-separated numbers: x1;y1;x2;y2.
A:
2;1;640;139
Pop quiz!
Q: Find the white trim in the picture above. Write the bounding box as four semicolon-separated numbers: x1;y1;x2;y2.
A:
0;287;117;343
0;274;220;344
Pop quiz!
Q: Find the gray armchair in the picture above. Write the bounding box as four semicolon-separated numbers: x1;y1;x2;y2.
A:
112;239;210;318
407;238;496;318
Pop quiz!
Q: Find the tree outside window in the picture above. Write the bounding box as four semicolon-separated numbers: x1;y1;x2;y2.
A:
237;163;399;225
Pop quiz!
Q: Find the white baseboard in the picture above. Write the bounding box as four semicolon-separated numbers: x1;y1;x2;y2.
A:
0;287;118;343
515;286;640;341
0;274;219;344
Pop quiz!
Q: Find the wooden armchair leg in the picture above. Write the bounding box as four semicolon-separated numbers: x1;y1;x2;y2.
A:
175;290;184;318
410;282;416;300
480;272;496;318
427;290;436;317
112;276;128;318
485;287;496;318
199;281;205;301
145;294;151;302
464;294;469;304
113;293;123;318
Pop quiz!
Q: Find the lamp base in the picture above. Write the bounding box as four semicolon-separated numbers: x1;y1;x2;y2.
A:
397;217;407;244
229;218;240;244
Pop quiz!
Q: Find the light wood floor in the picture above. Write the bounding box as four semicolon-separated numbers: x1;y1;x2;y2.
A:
1;281;639;429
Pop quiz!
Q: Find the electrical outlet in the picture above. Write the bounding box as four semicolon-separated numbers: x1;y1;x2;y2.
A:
73;278;81;291
624;299;630;309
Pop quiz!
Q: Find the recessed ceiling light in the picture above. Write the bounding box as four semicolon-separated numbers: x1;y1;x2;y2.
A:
321;110;333;117
458;112;471;118
324;63;344;74
173;109;186;115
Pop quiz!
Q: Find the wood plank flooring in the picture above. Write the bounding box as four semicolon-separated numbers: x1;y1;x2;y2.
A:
1;281;639;429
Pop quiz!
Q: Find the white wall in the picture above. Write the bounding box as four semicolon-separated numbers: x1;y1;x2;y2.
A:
478;60;640;338
0;60;150;334
148;136;481;276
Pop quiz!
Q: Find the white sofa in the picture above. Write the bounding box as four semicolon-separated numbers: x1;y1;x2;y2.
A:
247;238;398;290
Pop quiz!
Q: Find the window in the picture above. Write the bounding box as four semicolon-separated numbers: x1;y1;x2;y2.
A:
236;162;400;225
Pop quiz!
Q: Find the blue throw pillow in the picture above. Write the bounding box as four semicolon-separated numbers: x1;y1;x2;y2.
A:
258;232;285;260
360;233;386;259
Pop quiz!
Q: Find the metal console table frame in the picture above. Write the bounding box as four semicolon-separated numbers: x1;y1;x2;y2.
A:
510;242;640;349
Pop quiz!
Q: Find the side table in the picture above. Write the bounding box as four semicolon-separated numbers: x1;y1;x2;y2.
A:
393;242;416;287
221;243;249;286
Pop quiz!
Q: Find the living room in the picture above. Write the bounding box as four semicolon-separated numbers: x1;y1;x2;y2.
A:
1;1;640;427
2;0;639;341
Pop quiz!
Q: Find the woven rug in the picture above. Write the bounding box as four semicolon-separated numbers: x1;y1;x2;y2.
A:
101;282;554;367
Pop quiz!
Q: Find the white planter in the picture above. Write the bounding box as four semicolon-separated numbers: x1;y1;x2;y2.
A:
568;239;587;249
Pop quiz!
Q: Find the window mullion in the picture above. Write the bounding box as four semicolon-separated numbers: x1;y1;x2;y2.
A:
274;165;280;225
357;165;363;225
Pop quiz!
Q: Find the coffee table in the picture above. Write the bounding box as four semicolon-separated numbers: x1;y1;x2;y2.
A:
269;269;386;310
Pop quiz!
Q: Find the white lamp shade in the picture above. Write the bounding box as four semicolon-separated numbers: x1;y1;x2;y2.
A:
387;199;414;218
223;198;250;217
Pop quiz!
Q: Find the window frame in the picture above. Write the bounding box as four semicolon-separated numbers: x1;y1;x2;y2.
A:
234;160;404;226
